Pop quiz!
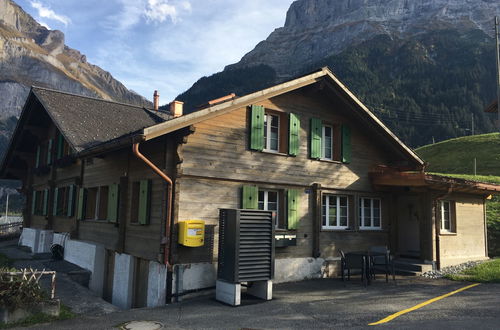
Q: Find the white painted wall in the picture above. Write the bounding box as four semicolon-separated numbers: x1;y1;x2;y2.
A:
18;228;38;252
18;228;53;253
147;261;167;307
64;239;105;296
112;253;135;309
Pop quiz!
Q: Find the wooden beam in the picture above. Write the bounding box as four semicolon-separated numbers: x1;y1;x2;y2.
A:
143;70;327;141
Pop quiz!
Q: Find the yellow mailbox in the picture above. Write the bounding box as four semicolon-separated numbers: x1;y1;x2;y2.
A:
178;220;205;247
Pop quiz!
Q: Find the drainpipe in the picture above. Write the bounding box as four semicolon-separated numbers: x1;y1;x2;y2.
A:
132;142;174;302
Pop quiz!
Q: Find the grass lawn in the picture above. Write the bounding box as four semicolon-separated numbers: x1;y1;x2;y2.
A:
446;259;500;283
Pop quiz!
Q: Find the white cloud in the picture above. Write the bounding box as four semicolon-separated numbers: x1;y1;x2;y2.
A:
38;21;51;29
143;0;191;24
30;1;71;26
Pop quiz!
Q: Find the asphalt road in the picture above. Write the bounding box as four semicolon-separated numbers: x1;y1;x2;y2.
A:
13;277;500;330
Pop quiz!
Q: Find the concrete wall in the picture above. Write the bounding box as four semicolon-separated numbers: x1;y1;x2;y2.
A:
147;261;167;307
439;196;488;268
112;253;135;309
18;228;53;253
64;239;105;295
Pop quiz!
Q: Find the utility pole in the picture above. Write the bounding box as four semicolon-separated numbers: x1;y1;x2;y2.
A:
4;194;8;220
471;114;474;135
495;16;500;129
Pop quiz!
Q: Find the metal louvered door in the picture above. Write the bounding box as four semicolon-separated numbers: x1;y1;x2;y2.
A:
218;209;274;284
237;210;274;282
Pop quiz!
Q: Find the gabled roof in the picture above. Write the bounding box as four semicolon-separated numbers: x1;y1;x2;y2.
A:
141;67;425;166
0;87;171;178
31;87;171;152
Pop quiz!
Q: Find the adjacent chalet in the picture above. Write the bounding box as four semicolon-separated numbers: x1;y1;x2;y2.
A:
2;67;498;308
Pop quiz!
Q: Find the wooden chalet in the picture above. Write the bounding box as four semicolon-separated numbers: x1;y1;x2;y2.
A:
2;67;499;308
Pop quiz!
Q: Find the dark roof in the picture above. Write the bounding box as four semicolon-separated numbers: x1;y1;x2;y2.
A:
32;87;172;152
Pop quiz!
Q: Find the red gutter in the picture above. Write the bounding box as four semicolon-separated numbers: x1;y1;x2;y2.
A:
132;143;173;271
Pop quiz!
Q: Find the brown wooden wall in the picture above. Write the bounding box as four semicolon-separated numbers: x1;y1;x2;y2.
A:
175;89;401;263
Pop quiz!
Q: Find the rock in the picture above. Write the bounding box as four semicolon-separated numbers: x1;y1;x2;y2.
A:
421;260;486;279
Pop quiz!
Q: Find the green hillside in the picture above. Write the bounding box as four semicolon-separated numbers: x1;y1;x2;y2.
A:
416;133;500;177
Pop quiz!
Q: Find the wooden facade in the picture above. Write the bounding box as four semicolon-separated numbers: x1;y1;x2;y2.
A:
2;68;498;307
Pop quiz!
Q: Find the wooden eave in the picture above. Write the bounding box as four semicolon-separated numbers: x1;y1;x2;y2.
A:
370;170;500;195
141;67;424;167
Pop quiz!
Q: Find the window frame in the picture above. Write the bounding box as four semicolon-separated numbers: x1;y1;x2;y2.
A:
258;189;282;229
359;197;382;230
83;186;109;221
263;112;280;153
322;194;349;230
440;200;455;233
321;124;334;160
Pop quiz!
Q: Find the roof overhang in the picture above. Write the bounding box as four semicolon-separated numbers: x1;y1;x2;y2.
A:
141;67;424;167
370;166;500;195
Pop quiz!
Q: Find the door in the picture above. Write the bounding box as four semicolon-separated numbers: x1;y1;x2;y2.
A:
397;196;421;258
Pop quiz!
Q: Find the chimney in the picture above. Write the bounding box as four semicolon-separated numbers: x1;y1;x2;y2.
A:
153;90;159;111
170;100;184;118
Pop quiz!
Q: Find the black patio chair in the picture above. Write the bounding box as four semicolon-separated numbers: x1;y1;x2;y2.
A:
369;246;395;282
339;250;367;286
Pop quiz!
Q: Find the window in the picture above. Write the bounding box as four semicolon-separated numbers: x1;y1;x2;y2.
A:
130;180;151;225
322;195;349;229
56;133;72;159
242;185;300;230
310;118;351;163
440;200;455;232
84;186;108;220
322;125;334;160
264;113;280;152
249;105;299;155
35;139;53;167
359;197;381;229
32;190;47;216
258;189;280;228
54;186;75;217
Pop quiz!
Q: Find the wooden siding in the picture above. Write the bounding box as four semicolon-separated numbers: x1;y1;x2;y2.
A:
176;90;398;263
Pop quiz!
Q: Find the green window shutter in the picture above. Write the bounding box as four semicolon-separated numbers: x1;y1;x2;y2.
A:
250;105;265;151
138;180;151;225
107;184;119;223
57;134;64;159
67;185;75;217
310;118;322;159
53;187;59;216
77;188;86;220
35;145;41;168
288;113;300;156
42;189;49;216
242;185;258;209
287;189;300;230
31;191;37;215
341;124;351;163
47;139;53;165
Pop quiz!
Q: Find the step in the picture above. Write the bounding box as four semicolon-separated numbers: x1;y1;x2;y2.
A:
393;259;433;273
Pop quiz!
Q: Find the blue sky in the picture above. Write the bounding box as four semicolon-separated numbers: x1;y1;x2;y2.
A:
15;0;295;102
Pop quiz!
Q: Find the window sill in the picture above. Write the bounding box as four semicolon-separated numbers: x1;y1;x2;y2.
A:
439;231;457;236
318;158;342;164
260;150;291;157
358;228;386;232
321;228;353;232
81;219;113;224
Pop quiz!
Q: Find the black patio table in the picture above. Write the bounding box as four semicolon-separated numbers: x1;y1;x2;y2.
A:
345;250;388;285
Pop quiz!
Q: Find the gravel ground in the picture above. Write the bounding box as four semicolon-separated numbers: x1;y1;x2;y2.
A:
421;260;486;279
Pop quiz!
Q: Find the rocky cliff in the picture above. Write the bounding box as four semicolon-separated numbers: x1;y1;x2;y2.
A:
178;0;500;147
0;0;149;121
228;0;500;79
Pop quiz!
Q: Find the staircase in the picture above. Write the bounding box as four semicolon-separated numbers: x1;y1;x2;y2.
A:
393;258;434;276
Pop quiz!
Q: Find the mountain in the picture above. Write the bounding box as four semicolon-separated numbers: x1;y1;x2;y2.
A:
0;0;150;149
176;0;500;148
0;0;152;211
